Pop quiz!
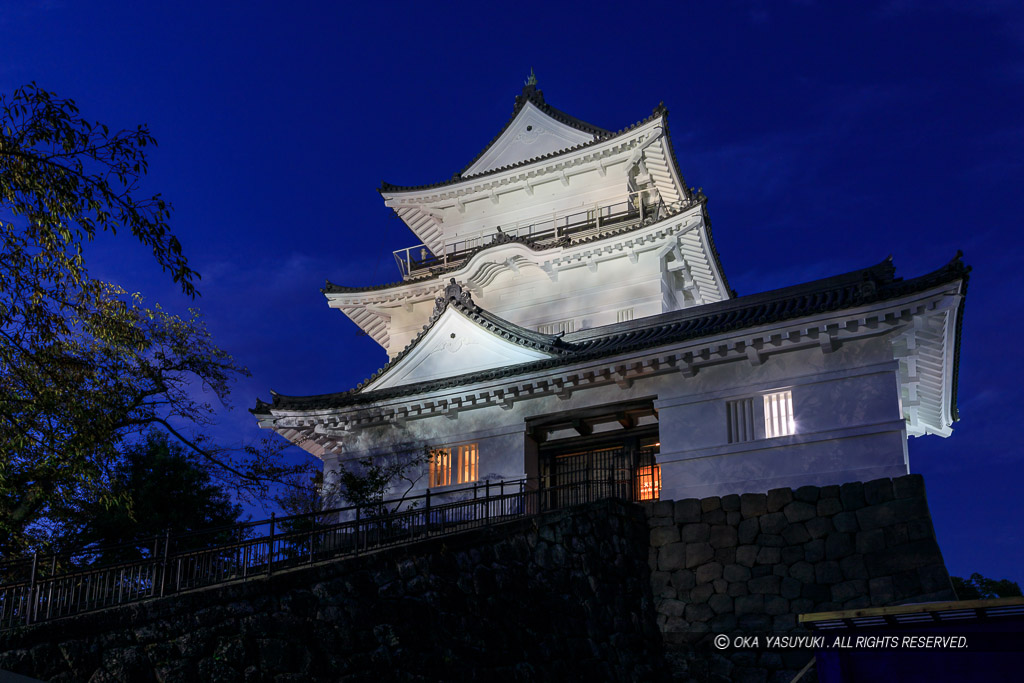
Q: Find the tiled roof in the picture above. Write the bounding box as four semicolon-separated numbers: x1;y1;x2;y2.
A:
379;95;667;194
257;254;969;414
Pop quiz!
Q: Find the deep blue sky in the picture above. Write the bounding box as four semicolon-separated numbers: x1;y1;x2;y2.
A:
3;1;1022;583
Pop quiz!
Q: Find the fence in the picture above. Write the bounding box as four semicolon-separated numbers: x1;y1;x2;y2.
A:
0;475;640;630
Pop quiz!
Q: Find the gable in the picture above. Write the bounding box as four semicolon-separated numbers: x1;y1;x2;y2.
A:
463;101;597;177
363;306;556;391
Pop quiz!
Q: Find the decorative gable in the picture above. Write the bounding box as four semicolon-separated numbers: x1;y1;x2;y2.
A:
362;279;564;392
463;100;598;177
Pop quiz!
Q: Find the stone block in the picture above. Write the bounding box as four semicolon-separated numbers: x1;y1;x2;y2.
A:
820;484;840;500
764;595;790;616
651;500;675;518
825;532;854;560
804;539;825;563
856;529;886;554
784;501;816;523
724;563;752;583
710;525;739;548
885;524;909;548
919;564;953;593
840;554;868;580
756;546;781;565
805;516;832;539
863;478;895;505
790;598;814;614
907;518;934;541
650;525;681;547
773;613;798;631
728;582;749;597
658;542;687;571
734;594;764;615
781;545;805;566
794;485;820;503
832;511;858;533
815;561;843;585
712;613;738;632
749;575;782;594
672;569;697;592
659;598;687;618
681;522;710;543
685;602;715;622
736;545;758;567
727;510;742;526
831;579;868;603
864;540;944;577
704;509;727;525
722;493;741;511
709;593;734;614
688;581;712;602
839;481;865;511
737;613;772;631
686;542;715;569
788;561;815;584
674;498;703;524
759;512;787;535
892;570;922;599
781;577;802;599
782;523;810;546
696;561;724;584
752;564;772;578
893;474;925;500
816;497;843;517
715;546;737;565
801;583;831;603
702;496;722;513
759;534;785;547
651;571;676;598
767;487;793;512
738;518;760;544
740;493;767;518
857;497;930;530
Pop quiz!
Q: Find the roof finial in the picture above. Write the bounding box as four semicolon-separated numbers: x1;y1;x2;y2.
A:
525;67;537;87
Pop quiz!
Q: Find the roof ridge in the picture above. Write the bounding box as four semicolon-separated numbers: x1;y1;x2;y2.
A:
379;103;666;194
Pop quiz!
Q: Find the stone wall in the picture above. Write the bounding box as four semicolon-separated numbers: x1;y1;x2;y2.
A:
644;474;955;682
0;499;668;682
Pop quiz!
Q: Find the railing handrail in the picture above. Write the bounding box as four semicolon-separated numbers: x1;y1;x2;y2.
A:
392;188;678;279
0;476;642;629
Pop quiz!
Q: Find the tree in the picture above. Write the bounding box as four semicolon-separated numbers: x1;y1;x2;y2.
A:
0;84;303;556
51;432;244;564
951;573;1023;601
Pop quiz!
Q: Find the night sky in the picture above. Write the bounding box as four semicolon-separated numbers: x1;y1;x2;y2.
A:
3;2;1021;584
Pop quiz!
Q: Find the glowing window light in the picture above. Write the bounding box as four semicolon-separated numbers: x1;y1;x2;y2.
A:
457;443;479;484
636;465;662;501
763;391;795;438
429;447;452;487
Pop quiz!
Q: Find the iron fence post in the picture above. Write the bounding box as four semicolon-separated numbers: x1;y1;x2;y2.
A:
354;506;360;557
27;552;38;625
485;480;490;525
425;489;431;536
267;513;275;576
160;529;170;597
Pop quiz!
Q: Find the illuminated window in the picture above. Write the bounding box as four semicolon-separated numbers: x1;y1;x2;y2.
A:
457;443;478;484
763;391;795;438
727;398;755;443
429;443;479;487
429;448;452;487
636;465;662;500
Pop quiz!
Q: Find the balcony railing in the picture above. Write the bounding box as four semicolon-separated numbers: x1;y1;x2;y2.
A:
393;190;669;280
0;472;655;631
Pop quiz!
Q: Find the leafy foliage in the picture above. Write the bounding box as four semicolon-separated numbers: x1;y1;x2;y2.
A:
951;573;1023;601
52;432;244;564
0;84;304;556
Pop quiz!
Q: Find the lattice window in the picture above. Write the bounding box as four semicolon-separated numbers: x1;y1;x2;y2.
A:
763;391;795;438
616;307;635;323
727;398;755;444
430;443;479;487
635;465;662;501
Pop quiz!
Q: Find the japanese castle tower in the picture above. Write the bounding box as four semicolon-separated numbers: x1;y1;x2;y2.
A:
254;76;968;503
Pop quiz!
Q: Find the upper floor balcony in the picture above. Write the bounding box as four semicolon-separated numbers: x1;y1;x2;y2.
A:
393;189;674;280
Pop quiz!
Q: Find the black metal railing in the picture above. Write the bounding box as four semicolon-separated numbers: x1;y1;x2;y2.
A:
0;475;645;630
